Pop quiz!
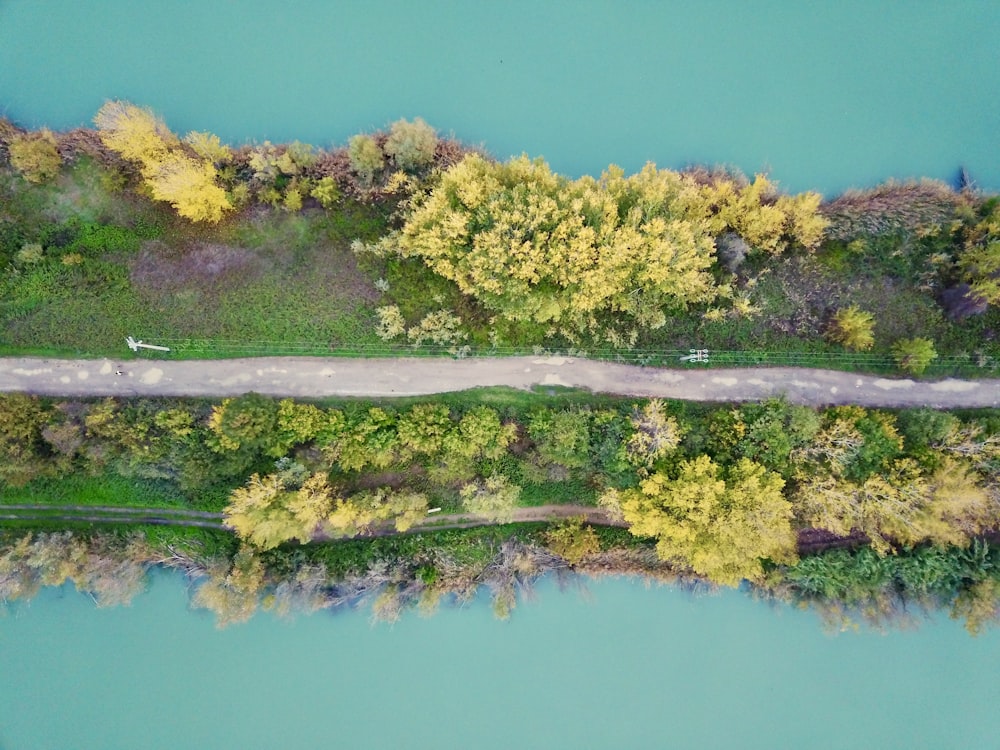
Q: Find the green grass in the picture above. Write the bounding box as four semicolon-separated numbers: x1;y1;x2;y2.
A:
1;473;188;509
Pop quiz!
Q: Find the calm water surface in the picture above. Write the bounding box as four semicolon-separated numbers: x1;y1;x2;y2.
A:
1;573;999;750
1;0;999;193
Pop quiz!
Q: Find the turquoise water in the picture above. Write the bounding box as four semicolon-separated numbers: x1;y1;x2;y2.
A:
1;0;998;194
1;572;999;750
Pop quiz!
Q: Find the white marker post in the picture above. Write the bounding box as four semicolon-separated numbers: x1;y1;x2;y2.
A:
125;336;171;353
679;349;709;363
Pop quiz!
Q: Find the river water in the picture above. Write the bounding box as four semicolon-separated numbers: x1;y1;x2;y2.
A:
2;2;1000;747
1;573;999;749
1;0;998;194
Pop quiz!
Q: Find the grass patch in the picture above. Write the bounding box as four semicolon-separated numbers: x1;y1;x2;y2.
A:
1;473;188;509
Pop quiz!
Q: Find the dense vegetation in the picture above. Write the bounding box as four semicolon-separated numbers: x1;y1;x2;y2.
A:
1;103;999;371
2;102;1000;632
1;390;998;631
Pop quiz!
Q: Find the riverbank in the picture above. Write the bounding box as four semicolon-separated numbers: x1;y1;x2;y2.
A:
2;114;999;378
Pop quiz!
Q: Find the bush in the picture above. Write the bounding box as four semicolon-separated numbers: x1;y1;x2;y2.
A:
9;130;62;183
827;305;876;351
384;118;437;172
347;135;385;185
892;338;938;375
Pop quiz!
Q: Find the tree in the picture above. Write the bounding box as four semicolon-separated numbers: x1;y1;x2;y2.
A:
603;455;796;586
544;516;600;564
94;99;231;223
460;475;521;523
384;117;438;171
528;408;591;470
397;403;452;458
326;487;429;536
347;134;385;185
225;472;337;550
386;155;721;333
192;546;265;627
146;153;232;223
183;131;232;163
8;129;62;183
956;201;1000;307
0;393;53;486
94;100;176;163
892;337;938;375
793;456;990;554
625;399;684;467
827;305;876;351
207;393;279;454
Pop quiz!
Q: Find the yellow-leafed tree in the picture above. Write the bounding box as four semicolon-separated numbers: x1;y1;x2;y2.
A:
602;455;797;586
94;100;231;223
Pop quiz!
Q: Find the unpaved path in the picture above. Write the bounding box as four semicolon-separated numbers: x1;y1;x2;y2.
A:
0;356;998;408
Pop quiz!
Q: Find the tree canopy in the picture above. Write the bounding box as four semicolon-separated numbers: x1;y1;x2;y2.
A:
604;455;797;586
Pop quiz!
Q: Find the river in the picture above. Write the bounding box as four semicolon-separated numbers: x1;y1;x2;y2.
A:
1;573;999;749
1;0;998;194
2;2;1000;747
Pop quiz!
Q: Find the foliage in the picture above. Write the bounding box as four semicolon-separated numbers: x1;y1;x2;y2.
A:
375;304;407;341
94;100;231;223
460;475;522;523
625;399;683;467
892;337;938;375
348;134;385;185
225;472;336;549
183;131;232;163
528;408;592;470
384;118;438;172
605;455;796;586
543;516;600;564
8;129;62;183
826;305;876;351
957;201;1000;307
406;309;466;347
387;155;722;332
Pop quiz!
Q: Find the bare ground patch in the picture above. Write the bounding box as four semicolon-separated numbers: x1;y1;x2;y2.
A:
130;240;269;296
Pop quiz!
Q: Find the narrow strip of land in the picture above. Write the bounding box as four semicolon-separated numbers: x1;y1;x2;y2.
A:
0;356;998;408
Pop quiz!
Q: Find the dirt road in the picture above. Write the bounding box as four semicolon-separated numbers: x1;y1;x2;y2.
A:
0;356;998;408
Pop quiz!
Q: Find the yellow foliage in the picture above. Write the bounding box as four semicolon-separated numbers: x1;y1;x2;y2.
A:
146;153;231;223
183;130;232;163
616;455;796;586
94;100;231;223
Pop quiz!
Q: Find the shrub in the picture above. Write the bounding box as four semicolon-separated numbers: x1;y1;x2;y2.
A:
183;131;232;163
15;243;44;265
384;118;438;172
406;309;466;347
375;305;406;341
892;338;938;375
310;176;341;208
348;134;385;185
8;130;62;183
827;305;876;351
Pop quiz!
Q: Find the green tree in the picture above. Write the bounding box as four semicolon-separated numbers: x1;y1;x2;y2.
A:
892;337;938;375
460;475;521;523
602;455;796;586
208;393;279;455
544;516;600;564
8;129;62;183
528;408;591;470
384;117;438;172
827;305;876;351
348;134;385;185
